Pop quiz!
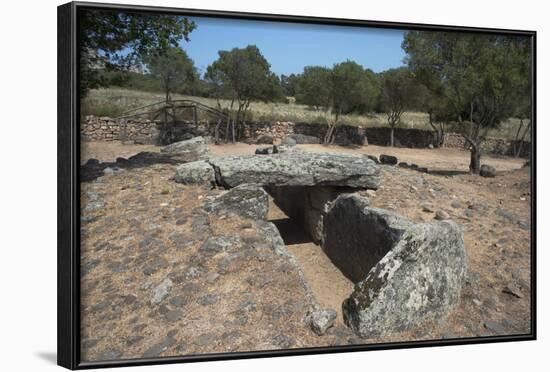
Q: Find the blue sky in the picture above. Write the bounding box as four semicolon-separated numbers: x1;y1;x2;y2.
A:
182;17;406;77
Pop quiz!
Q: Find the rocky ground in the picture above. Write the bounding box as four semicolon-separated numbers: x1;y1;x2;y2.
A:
80;141;531;362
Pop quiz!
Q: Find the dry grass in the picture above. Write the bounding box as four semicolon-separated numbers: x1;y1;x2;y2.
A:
82;88;529;140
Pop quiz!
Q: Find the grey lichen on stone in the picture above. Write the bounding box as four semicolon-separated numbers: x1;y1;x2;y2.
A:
150;278;173;306
209;151;380;189
203;183;268;220
161;136;210;162
307;309;337;335
323;194;467;338
174;160;215;185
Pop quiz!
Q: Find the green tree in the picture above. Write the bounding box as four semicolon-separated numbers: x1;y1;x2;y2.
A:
295;66;332;110
326;61;379;143
379;67;418;147
403;31;530;173
280;73;300;97
147;47;197;102
205;45;281;141
79;9;196;96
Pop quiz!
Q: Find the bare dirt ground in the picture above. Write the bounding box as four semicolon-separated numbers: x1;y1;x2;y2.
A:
80;140;531;362
82;140;525;172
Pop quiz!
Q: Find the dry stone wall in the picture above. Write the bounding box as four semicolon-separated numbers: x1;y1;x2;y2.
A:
81;115;159;143
81;115;530;157
443;133;530;158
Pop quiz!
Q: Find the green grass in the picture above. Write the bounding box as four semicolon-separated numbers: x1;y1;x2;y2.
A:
81;88;530;141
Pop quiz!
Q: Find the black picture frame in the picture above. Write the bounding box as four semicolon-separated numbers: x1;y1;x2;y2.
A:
57;1;537;369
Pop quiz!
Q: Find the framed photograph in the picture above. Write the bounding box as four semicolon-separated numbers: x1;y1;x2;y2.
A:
58;1;536;369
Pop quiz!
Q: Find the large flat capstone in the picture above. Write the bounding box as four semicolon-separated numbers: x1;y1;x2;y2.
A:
209;152;380;189
323;194;467;337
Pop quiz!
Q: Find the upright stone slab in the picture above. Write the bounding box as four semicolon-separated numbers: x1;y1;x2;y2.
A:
209;152;380;189
323;194;467;337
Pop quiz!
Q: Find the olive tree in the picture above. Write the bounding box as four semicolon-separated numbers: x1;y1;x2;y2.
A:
147;47;197;102
378;67;418;147
403;31;531;173
295;66;332;110
79;9;196;96
205;45;281;142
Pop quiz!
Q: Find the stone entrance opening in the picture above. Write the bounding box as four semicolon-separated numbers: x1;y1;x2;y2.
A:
266;193;354;325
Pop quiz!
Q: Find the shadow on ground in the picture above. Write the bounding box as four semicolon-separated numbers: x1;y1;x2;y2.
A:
80;152;179;182
427;169;471;177
270;217;313;245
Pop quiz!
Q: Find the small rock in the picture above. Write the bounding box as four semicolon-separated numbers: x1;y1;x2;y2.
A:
103;167;115;175
435;210;450;220
165;309;183;322
365;189;376;198
99;349;122;360
502;283;523;298
451;200;462;209
410;185;418;193
271;333;294;348
398;162;409;168
126;336;144;346
412;176;424;186
195;333;217;346
150;278;173;306
169;296;186;307
480;164;496;178
255;146;274;155
422;204;434;213
199;236;239;256
307;309;337;335
379;154;398;165
198;294;219;306
206;272;220;284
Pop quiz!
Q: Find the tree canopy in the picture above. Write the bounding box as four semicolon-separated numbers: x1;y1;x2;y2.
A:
379;67;418;146
295;66;333;110
147;47;198;102
79;9;196;95
403;31;531;172
204;45;283;140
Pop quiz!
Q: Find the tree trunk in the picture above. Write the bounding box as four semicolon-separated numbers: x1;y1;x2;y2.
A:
390;127;395;147
514;120;531;158
214;118;221;145
469;146;481;174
